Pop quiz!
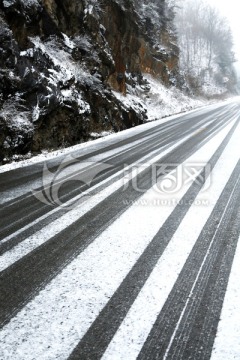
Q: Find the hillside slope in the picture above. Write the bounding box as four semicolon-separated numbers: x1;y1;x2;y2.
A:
0;0;236;163
0;0;181;161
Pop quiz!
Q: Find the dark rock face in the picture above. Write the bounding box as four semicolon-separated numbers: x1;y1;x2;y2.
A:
0;0;179;162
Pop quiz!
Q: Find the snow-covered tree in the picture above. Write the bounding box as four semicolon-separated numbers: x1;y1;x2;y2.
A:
174;0;237;94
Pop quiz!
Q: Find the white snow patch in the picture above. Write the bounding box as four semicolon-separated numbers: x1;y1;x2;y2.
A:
60;87;90;114
211;233;240;360
0;102;33;136
113;90;147;117
32;103;40;122
143;74;206;121
30;37;91;87
3;0;39;8
20;48;34;58
90;131;114;138
84;4;93;15
62;33;75;50
2;0;13;6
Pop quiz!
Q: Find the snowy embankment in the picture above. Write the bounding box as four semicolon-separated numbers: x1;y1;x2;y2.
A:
141;74;206;121
0;111;189;174
114;74;207;123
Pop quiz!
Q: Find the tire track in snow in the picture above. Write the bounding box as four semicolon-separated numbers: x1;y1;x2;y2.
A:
0;119;238;360
67;120;240;360
138;161;240;360
98;119;240;360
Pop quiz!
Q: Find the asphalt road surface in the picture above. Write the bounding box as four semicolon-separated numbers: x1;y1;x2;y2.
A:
0;100;240;360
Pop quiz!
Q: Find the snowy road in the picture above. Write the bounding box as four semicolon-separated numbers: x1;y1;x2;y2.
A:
0;100;240;359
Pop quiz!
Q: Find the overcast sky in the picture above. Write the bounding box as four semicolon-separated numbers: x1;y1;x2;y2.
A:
206;0;240;69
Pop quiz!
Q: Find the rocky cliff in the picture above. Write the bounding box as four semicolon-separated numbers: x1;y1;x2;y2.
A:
0;0;179;162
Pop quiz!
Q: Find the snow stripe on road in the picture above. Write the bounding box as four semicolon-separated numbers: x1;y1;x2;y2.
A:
67;119;240;359
0;120;237;360
0;132;190;271
138;161;240;360
211;240;240;359
101;119;240;360
0;120;233;272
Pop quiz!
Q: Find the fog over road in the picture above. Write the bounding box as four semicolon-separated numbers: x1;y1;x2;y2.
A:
0;100;240;360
